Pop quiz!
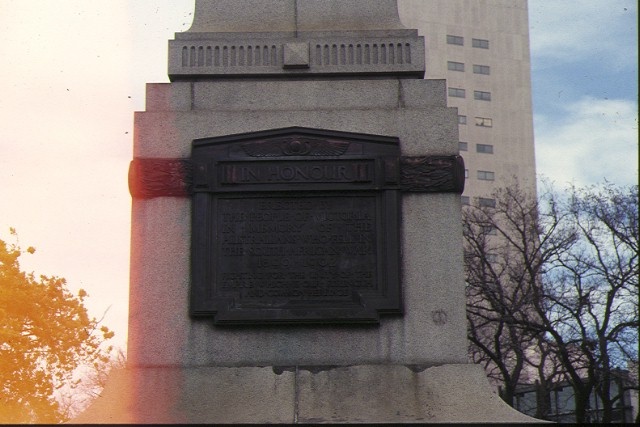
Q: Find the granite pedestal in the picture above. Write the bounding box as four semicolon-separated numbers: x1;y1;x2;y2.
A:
72;1;539;423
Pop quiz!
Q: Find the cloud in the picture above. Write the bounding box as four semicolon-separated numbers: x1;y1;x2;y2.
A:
535;97;638;188
529;1;638;68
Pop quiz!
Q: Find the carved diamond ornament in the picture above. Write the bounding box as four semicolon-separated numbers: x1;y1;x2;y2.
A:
283;42;310;69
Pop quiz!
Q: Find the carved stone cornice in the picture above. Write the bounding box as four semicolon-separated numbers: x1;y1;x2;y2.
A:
168;0;424;80
169;34;425;80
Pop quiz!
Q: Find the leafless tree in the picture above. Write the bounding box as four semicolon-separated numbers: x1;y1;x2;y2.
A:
464;181;639;423
56;346;127;421
546;182;638;423
464;181;576;408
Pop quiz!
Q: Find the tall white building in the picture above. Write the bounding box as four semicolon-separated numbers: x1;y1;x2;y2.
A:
398;0;537;203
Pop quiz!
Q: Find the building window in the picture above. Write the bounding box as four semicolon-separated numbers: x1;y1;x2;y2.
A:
478;170;495;181
479;197;496;208
482;226;497;235
472;38;490;49
473;64;491;75
447;35;464;46
476;144;494;154
461;196;470;205
447;61;465;72
448;87;466;98
474;90;492;101
459;141;468;151
458;115;467;125
475;117;493;127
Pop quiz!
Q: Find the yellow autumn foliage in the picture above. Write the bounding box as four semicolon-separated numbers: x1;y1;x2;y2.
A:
0;229;114;423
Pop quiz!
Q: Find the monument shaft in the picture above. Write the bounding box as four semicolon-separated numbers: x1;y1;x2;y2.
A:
74;1;538;423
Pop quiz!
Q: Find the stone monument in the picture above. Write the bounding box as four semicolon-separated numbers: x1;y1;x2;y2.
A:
73;0;537;423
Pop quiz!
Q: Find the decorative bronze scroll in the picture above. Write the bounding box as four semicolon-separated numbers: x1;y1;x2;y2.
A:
129;155;465;198
128;158;193;199
399;155;465;194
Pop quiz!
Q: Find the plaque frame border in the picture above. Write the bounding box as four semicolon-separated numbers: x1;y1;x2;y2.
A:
189;127;403;325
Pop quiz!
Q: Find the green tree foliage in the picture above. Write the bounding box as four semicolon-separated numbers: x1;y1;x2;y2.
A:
0;229;115;423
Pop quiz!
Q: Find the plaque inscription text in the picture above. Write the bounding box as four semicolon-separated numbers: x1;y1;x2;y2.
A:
218;195;377;301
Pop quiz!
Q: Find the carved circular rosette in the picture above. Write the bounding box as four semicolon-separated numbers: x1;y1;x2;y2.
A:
281;138;311;156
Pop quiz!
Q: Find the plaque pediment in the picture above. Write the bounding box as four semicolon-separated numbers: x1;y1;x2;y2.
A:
192;127;399;155
240;137;351;157
191;127;401;194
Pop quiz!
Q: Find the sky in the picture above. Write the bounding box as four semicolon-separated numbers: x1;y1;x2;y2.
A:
0;1;638;353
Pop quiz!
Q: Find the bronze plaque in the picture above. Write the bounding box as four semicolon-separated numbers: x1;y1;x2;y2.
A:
190;127;401;324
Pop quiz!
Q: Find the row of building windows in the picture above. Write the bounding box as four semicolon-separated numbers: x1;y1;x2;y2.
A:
475;117;493;127
474;90;491;101
461;196;496;208
449;33;496;226
448;87;465;98
477;170;495;181
447;61;491;75
483;226;497;235
448;87;492;101
446;35;490;49
458;115;493;127
477;143;493;153
459;142;494;154
465;169;496;181
474;64;491;75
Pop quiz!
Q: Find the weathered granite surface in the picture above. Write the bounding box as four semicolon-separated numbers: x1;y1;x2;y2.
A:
186;0;407;33
127;78;466;368
71;0;542;423
72;364;540;424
